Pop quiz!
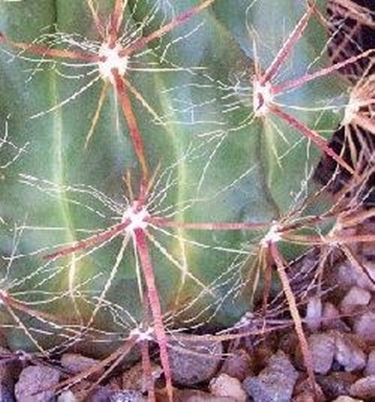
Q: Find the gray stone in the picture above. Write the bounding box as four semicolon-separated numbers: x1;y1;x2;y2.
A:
336;262;375;292
354;312;375;345
350;375;375;399
56;391;77;402
220;349;252;381
209;374;246;402
109;391;144;402
293;392;315;402
0;349;21;402
293;377;325;402
87;387;145;402
121;361;162;393
243;350;298;402
317;372;358;399
340;286;371;314
169;338;222;386
305;296;322;332
177;389;236;402
15;365;60;402
365;349;375;376
322;303;349;331
87;387;111;402
60;353;101;378
308;333;335;374
334;334;367;372
0;382;15;402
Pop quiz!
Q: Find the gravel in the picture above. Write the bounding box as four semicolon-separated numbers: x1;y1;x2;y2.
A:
168;338;223;386
308;333;336;374
364;349;375;376
15;365;60;402
353;312;375;345
349;375;375;400
243;350;299;402
334;334;367;372
209;373;247;402
340;286;371;315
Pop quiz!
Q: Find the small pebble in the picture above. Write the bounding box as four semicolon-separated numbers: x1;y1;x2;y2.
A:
293;392;315;402
61;353;102;381
243;350;298;402
336;262;375;292
334;333;367;372
220;349;253;381
122;361;162;393
361;221;375;260
317;372;358;399
169;338;222;386
57;391;77;402
0;347;21;402
15;365;60;402
209;373;246;402
109;390;145;402
293;377;325;402
177;389;236;401
364;349;375;376
332;397;364;402
308;333;335;374
0;376;15;402
340;286;371;314
88;387;145;402
350;375;375;400
87;386;112;402
305;296;322;332
322;303;349;331
354;312;375;345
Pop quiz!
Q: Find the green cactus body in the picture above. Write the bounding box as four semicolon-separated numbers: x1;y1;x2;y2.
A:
0;0;351;358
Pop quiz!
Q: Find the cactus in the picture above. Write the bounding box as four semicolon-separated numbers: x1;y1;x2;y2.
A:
0;0;373;399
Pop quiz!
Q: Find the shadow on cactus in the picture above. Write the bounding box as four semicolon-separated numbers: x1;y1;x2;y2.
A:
0;0;374;400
